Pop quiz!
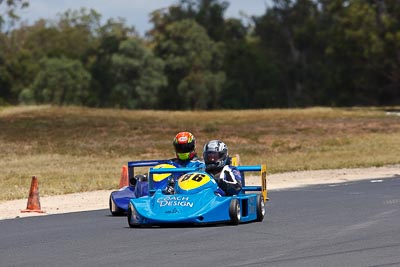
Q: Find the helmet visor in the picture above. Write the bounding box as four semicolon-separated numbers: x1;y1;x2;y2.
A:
177;152;190;160
174;142;194;153
204;151;223;163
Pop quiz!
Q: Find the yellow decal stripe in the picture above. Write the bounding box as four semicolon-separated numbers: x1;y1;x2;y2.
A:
153;164;176;182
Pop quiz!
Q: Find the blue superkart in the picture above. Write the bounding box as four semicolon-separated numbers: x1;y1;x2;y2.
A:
127;165;268;227
109;159;203;216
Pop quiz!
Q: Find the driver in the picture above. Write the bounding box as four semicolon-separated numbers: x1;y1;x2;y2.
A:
203;140;242;196
162;131;204;194
171;131;204;168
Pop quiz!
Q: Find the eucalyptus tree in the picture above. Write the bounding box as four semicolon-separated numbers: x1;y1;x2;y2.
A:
0;8;103;105
148;0;228;42
110;38;167;109
0;53;12;104
50;8;102;60
0;0;28;31
181;0;229;41
87;18;136;107
366;0;400;104
23;57;91;105
0;0;29;104
254;0;325;107
152;19;225;110
321;0;400;105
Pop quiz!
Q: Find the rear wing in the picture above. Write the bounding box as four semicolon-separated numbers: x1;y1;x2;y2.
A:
238;165;268;202
149;164;268;201
230;154;240;166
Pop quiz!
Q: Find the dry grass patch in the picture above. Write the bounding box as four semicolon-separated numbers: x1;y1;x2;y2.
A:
1;105;400;201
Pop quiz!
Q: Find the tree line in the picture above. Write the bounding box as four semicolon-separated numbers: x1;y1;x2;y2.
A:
1;0;399;110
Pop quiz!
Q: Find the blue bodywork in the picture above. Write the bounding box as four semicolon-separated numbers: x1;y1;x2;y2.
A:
127;165;268;226
109;159;204;216
109;179;149;216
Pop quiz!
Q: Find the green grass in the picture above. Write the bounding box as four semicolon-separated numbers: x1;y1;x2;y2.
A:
1;105;400;201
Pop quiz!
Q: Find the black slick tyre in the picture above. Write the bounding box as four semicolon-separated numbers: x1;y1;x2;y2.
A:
127;203;139;228
229;199;241;225
109;195;125;216
256;194;265;222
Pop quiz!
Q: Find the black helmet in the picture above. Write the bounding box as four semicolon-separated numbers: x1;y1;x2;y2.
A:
203;140;228;172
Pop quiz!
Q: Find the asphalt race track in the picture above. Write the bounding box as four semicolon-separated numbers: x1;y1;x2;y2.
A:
1;177;400;267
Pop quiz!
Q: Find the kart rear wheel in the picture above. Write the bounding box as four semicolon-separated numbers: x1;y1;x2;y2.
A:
229;199;241;225
256;194;265;222
109;195;125;216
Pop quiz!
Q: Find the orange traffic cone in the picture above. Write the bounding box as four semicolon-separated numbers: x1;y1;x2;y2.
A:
119;165;129;188
21;176;45;213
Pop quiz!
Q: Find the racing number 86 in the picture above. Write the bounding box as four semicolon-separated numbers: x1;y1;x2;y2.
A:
180;173;205;182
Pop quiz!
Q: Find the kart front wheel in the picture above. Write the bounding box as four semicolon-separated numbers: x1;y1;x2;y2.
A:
229;199;241;225
109;195;125;216
256;194;265;222
127;203;140;228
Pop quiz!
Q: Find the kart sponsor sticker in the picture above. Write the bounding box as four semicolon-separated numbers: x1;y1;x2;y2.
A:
165;208;179;214
157;195;194;208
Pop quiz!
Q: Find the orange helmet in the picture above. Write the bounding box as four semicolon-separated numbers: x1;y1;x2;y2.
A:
173;132;196;161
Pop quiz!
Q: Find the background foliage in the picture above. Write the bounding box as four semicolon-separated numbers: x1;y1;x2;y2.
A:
1;0;400;109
